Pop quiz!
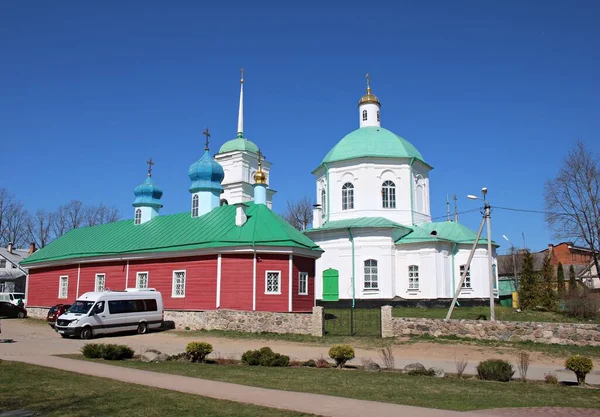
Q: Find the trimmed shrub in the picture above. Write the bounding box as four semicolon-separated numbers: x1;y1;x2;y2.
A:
303;359;316;367
565;355;593;385
241;347;289;367
241;349;262;366
476;359;514;382
408;368;436;377
81;343;134;360
185;341;213;363
328;344;355;368
544;373;558;385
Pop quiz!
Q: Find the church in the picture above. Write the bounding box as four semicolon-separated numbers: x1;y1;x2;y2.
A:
304;76;498;305
21;71;321;314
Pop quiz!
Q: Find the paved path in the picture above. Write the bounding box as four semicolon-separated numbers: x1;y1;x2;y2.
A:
4;355;469;417
472;408;600;417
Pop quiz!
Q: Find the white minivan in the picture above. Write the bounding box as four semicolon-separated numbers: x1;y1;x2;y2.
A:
54;289;163;339
0;292;27;307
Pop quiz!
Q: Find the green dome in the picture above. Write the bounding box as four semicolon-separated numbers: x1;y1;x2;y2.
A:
218;137;259;154
321;127;427;165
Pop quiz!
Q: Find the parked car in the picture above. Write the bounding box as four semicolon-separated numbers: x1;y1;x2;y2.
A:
0;292;27;307
0;301;27;318
46;303;71;328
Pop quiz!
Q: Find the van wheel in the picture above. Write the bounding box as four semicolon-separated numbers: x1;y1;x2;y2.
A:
80;327;93;340
137;322;148;335
17;312;25;319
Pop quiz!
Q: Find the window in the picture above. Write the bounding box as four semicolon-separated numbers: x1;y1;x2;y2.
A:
382;180;396;208
342;182;354;210
298;272;308;295
108;298;157;314
59;276;68;299
192;194;199;217
172;270;186;298
95;274;106;292
460;265;471;289
362;109;367;121
408;265;419;290
321;189;327;216
134;209;142;225
364;259;378;289
415;176;425;213
0;259;5;268
136;272;149;289
265;271;281;294
377;110;380;122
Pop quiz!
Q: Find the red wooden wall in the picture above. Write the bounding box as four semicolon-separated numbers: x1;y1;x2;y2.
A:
28;265;79;307
255;254;289;312
220;254;253;310
292;256;315;312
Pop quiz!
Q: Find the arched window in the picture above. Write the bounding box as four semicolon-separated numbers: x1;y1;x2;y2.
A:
415;176;425;213
364;259;378;289
382;180;396;208
362;109;367;121
321;189;327;216
408;265;419;290
342;182;354;210
192;194;199;217
377;111;380;122
134;209;142;225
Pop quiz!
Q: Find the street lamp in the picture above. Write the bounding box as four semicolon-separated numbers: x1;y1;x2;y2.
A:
468;188;496;321
503;235;519;291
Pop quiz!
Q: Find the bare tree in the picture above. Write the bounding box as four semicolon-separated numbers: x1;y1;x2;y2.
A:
27;210;53;249
282;196;313;231
86;203;120;226
1;199;29;247
545;140;600;278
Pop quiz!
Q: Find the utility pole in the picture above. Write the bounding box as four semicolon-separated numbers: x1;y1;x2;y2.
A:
446;194;451;221
483;192;496;322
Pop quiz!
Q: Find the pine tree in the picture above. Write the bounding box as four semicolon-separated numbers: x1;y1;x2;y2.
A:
556;262;566;297
518;250;539;310
540;253;557;310
569;265;577;292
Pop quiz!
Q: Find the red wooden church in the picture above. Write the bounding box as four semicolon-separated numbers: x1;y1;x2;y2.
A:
22;144;322;313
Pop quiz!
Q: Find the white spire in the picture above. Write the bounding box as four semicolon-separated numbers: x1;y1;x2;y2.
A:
237;68;244;138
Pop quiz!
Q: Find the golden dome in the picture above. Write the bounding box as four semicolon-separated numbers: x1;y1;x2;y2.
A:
254;169;267;184
358;89;380;106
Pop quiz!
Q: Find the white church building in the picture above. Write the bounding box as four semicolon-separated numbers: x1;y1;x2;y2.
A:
304;77;498;305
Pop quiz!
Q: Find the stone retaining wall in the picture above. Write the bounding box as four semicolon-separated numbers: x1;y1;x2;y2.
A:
26;307;49;319
165;307;324;337
381;306;600;346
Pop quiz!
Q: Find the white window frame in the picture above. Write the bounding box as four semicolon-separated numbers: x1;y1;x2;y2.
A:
460;265;472;289
134;209;142;225
95;273;106;292
136;271;149;289
364;259;378;290
298;272;308;295
58;275;68;299
321;189;327;217
342;182;354;211
192;194;199;217
265;270;281;295
0;259;6;268
362;109;368;121
408;265;419;290
172;270;186;298
382;180;396;209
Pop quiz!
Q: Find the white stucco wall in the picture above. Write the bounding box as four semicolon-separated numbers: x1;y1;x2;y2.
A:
359;102;381;128
216;151;274;208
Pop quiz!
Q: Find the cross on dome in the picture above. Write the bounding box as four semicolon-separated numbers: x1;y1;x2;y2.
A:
203;128;211;151
366;73;371;93
146;157;154;177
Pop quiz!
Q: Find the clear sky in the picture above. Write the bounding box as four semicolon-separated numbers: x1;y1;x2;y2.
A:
1;1;599;253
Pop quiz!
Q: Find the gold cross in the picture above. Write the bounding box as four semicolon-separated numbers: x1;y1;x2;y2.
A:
146;157;154;177
366;73;371;92
240;67;244;84
257;149;263;168
203;128;211;151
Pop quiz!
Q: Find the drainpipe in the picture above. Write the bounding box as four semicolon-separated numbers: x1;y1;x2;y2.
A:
348;227;355;309
324;162;331;222
409;158;415;225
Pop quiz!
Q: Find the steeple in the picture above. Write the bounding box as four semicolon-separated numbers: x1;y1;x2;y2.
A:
188;128;225;217
133;158;163;225
237;68;244;139
253;149;268;205
358;73;381;128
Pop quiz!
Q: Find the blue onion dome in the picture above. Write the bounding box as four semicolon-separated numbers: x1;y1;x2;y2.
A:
188;150;225;193
133;176;163;208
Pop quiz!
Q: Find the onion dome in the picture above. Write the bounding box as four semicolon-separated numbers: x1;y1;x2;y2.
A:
254;149;267;184
188;150;225;193
358;73;381;106
133;176;163;208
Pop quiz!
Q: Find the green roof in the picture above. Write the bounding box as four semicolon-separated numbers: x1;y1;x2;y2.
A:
305;217;410;232
22;204;321;266
318;127;428;167
218;137;259;154
396;221;497;246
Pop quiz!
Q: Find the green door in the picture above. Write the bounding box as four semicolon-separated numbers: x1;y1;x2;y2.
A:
322;268;339;301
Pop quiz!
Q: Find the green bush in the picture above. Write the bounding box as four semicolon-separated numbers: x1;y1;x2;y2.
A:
185;341;213;363
328;344;355;368
81;343;134;360
303;359;316;367
408;368;436;377
476;359;514;382
241;347;289;367
565;355;593;385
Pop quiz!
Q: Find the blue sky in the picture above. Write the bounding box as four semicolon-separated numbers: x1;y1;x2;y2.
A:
1;1;599;253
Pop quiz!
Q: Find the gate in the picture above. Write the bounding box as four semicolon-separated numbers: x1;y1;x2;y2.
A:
323;307;381;337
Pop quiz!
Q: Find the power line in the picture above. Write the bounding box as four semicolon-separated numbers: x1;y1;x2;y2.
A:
431;208;480;221
494;206;560;215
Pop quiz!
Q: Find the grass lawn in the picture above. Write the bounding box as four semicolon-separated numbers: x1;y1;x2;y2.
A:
393;305;600;323
0;361;313;417
67;356;600;411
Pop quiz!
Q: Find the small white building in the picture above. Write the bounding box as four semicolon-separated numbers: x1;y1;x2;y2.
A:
305;77;498;304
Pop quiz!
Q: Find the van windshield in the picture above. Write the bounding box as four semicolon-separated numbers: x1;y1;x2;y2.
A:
11;293;25;300
68;301;94;314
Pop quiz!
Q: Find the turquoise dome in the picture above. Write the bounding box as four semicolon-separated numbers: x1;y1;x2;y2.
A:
133;177;163;208
218;137;259;154
320;127;428;166
188;150;225;193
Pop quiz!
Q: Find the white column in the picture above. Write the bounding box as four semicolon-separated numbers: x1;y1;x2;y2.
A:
125;260;129;289
288;254;293;312
76;264;81;298
216;254;222;308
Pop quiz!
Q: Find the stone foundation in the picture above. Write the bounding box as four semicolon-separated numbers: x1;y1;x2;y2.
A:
165;307;324;337
381;306;600;346
26;307;50;319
